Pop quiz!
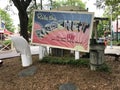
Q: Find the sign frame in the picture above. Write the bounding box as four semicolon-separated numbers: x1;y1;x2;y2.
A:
31;10;94;52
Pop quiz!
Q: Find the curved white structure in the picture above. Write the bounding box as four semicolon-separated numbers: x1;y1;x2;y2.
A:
11;36;32;67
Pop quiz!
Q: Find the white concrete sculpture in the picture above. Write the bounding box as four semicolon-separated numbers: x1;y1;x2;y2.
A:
11;36;32;67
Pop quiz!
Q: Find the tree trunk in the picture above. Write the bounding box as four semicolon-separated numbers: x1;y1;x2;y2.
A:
11;0;32;42
19;11;29;42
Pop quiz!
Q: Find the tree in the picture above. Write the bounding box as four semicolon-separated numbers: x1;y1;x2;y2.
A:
0;8;15;32
27;1;41;34
97;20;109;38
52;0;85;9
105;0;120;18
96;0;120;20
11;0;33;42
94;0;119;39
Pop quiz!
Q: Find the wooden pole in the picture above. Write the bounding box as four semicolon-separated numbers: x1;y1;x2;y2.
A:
40;0;42;10
116;16;118;42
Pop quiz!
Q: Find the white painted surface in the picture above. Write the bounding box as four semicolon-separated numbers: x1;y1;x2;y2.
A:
104;46;120;55
11;36;32;67
75;51;79;60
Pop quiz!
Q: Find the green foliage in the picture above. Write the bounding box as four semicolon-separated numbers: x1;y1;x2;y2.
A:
97;0;120;20
52;1;61;9
3;40;11;45
52;0;85;9
41;56;90;67
97;22;104;37
96;63;111;72
107;40;120;45
28;13;33;34
103;0;120;20
0;8;15;32
97;20;109;38
40;56;111;72
27;2;42;34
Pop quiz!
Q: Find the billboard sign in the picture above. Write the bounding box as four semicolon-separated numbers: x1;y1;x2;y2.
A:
31;10;94;52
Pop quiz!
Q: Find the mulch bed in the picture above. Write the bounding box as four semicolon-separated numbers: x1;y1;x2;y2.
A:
0;55;120;90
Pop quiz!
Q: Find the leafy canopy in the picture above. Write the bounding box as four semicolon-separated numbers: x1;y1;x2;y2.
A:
52;0;85;9
97;0;120;19
0;8;15;32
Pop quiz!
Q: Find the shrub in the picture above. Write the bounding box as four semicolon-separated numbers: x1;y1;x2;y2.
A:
40;56;110;72
41;56;89;67
96;63;111;72
3;40;11;45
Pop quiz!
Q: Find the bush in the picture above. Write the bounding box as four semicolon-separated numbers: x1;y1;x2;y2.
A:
3;40;11;45
40;56;110;72
41;56;89;67
96;63;111;72
107;40;120;46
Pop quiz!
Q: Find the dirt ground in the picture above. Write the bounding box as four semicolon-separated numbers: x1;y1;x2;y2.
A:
0;55;120;90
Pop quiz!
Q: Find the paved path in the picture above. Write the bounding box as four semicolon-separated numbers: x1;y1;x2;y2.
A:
0;46;39;59
105;46;120;55
0;45;120;59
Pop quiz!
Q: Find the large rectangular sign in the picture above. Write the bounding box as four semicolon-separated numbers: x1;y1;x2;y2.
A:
31;10;94;52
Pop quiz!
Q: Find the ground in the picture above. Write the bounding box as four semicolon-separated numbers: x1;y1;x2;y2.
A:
0;55;120;90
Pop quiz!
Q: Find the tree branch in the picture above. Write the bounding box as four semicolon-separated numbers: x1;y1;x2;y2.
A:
12;0;32;12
